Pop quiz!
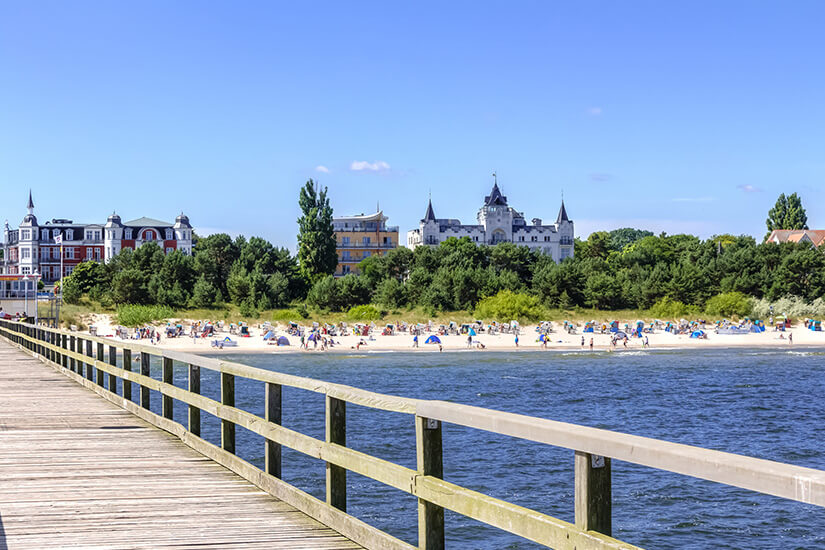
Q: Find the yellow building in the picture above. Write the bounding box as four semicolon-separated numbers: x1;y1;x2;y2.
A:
333;211;398;276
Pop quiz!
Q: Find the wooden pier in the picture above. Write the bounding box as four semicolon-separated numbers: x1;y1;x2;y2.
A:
0;340;360;549
1;319;825;549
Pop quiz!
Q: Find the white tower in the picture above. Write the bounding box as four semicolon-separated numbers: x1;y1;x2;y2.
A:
173;212;193;255
104;212;123;262
18;191;39;275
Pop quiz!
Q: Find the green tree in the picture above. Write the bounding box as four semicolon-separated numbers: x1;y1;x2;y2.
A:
111;269;151;304
194;233;240;300
766;192;808;237
297;179;337;282
608;228;654;251
191;276;220;308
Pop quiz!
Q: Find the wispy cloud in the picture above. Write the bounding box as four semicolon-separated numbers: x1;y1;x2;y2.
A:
589;173;612;182
350;160;391;172
672;197;714;203
315;165;330;174
737;184;762;193
587;107;602;116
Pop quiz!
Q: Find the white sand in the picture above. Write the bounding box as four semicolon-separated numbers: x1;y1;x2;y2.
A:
83;314;824;354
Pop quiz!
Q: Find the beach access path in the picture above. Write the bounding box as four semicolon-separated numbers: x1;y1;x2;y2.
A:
0;339;361;550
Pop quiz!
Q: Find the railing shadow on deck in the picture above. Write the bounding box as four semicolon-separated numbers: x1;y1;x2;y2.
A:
2;319;825;550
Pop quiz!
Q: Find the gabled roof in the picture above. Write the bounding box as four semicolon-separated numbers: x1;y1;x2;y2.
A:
766;229;825;247
484;183;508;206
556;200;570;224
123;217;173;228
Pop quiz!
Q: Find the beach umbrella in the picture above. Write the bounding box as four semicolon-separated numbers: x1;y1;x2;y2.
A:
425;335;441;344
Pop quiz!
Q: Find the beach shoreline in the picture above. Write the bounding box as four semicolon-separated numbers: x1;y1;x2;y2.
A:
82;314;823;356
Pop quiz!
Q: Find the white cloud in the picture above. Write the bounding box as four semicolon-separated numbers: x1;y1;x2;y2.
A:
351;160;391;172
587;107;602;116
737;184;762;193
315;165;330;173
589;173;612;182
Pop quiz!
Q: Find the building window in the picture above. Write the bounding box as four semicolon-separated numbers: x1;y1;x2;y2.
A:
87;248;93;259
166;247;173;254
531;236;537;242
342;236;350;245
165;229;173;240
22;230;30;240
342;265;350;274
94;230;101;241
66;248;75;259
22;267;30;274
94;248;101;260
41;230;48;240
21;248;30;259
342;250;351;260
65;266;73;275
364;251;371;258
125;229;133;239
362;237;371;245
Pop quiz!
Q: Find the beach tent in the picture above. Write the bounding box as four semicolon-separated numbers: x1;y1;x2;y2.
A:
425;335;441;344
690;330;705;339
614;331;628;339
277;336;290;346
469;328;477;336
263;330;276;341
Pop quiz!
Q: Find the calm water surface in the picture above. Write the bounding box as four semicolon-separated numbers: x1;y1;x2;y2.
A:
147;347;825;549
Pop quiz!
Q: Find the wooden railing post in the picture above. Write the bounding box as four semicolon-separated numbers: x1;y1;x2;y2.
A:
122;349;132;401
265;382;282;478
61;334;68;369
188;364;200;436
221;373;235;453
140;352;151;409
416;416;445;550
85;339;94;381
69;336;76;373
162;357;174;419
108;345;118;393
96;342;105;386
325;395;346;512
575;451;612;536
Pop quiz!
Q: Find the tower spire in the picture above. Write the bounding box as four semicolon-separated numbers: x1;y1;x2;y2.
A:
26;190;34;214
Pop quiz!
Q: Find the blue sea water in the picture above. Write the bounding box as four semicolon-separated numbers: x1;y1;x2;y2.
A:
146;348;825;549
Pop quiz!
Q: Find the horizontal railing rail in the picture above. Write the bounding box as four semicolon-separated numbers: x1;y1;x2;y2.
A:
1;319;823;550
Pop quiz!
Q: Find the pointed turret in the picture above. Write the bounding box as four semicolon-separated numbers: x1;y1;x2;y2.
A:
26;190;34;214
484;182;507;206
423;199;436;222
556;200;569;224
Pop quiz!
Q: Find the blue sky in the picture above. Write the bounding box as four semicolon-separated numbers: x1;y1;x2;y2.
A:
2;1;824;248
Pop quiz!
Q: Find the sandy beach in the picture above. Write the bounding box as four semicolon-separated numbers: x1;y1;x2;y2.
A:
83;315;825;355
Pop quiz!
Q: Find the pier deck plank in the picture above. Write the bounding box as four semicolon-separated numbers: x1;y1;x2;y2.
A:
0;341;361;550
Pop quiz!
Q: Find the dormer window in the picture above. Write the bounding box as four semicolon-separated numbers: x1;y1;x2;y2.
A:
165;229;173;240
125;229;133;239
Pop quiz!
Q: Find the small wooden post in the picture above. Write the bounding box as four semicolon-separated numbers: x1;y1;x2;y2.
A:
162;357;174;419
188;364;200;436
108;345;118;393
122;349;132;401
265;382;282;478
575;451;612;536
69;336;76;373
221;373;235;454
61;334;68;369
140;352;151;409
96;342;105;386
85;339;94;381
325;395;346;512
416;416;445;550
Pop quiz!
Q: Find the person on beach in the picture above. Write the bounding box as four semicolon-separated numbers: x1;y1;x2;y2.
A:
514;334;519;348
467;335;473;348
589;338;594;351
789;332;793;344
438;343;443;352
413;334;418;348
643;335;649;348
581;336;585;348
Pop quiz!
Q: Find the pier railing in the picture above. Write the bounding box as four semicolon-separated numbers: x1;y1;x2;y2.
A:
2;319;824;550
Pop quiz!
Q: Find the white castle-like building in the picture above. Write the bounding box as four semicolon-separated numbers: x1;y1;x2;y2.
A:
406;179;574;261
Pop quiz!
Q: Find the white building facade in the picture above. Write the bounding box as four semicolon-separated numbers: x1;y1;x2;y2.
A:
406;181;574;261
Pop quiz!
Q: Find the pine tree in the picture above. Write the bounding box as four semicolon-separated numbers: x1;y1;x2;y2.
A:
766;192;808;238
297;179;337;282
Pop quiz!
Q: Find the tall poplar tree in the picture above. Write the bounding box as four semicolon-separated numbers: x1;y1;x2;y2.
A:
297;179;337;282
766;192;808;238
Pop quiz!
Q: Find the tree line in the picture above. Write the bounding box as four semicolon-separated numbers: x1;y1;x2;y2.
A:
61;185;823;317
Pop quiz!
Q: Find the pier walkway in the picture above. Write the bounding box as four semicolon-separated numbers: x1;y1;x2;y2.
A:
0;340;360;549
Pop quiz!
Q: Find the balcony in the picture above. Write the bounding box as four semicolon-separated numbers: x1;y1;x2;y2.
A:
334;226;399;233
337;242;397;249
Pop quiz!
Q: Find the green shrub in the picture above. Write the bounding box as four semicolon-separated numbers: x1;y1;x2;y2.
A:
704;292;753;318
238;298;259;319
116;304;174;327
347;305;384;321
649;297;698;319
474;290;545;322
